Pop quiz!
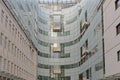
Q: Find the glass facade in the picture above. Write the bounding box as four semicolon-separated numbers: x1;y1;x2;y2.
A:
3;0;104;80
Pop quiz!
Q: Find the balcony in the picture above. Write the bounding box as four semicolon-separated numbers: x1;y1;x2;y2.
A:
52;47;61;52
52;43;61;52
80;21;90;36
82;21;90;28
81;50;89;64
53;69;61;74
81;50;88;59
52;26;62;32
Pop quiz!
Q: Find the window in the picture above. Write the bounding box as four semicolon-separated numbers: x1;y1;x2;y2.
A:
95;61;103;71
8;40;10;51
0;33;3;46
9;20;12;31
12;24;15;35
115;0;120;9
80;21;82;32
11;44;14;54
116;23;120;35
85;10;87;21
14;46;17;56
86;69;89;79
117;50;120;61
18;32;19;38
94;23;101;37
79;9;82;15
86;40;88;49
15;28;17;37
5;16;8;27
4;37;7;48
1;10;4;23
8;61;10;71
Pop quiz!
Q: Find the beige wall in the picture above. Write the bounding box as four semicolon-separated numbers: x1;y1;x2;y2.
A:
0;1;37;80
103;0;120;77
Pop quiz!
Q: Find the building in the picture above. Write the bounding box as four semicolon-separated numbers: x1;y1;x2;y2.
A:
103;0;120;79
1;0;120;80
77;0;104;80
0;0;37;80
36;0;104;79
1;0;105;80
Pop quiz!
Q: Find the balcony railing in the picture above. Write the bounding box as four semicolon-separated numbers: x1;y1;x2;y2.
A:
52;47;61;52
52;26;62;32
53;69;61;74
80;21;90;36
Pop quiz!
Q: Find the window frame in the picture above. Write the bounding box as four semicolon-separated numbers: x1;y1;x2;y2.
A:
116;23;120;35
117;50;120;61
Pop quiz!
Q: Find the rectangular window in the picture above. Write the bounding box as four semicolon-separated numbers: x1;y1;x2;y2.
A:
79;9;82;15
14;46;17;56
8;61;10;71
116;23;120;35
117;50;120;61
8;40;10;51
4;59;6;70
18;32;19;38
9;20;12;32
86;69;89;79
95;61;103;71
12;24;15;35
85;10;87;21
17;49;19;58
11;44;14;54
86;40;88;49
5;16;8;27
15;28;17;37
115;0;120;9
80;21;82;32
1;10;4;23
4;37;7;48
0;33;3;46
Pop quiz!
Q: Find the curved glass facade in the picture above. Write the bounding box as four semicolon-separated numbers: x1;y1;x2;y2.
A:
4;0;104;80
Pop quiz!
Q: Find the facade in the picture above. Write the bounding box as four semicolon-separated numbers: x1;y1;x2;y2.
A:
4;0;105;80
2;0;120;80
0;0;37;80
76;0;104;80
36;0;104;80
103;0;120;79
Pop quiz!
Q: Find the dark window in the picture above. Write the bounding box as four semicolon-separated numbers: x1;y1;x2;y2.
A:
85;10;87;21
117;50;120;61
86;69;89;79
86;39;88;49
80;21;82;32
116;23;120;35
8;40;10;51
115;0;120;9
79;9;82;15
5;16;8;27
1;10;4;23
9;20;12;31
95;61;103;71
0;33;3;45
4;37;7;48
